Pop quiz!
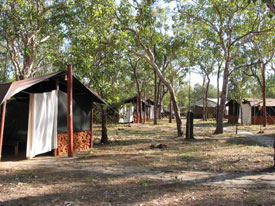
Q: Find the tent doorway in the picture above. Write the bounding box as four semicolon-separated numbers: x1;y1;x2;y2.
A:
26;90;58;159
1;91;58;160
1;93;29;160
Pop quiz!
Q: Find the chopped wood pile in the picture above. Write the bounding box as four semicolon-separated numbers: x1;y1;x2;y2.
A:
57;131;91;155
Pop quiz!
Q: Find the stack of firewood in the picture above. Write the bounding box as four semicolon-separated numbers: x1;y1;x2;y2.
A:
57;131;91;155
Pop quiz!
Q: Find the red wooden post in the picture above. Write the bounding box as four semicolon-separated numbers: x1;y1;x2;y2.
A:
0;101;7;161
67;65;74;157
90;102;94;148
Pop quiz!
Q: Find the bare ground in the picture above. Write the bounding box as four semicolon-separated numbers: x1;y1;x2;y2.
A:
0;119;275;206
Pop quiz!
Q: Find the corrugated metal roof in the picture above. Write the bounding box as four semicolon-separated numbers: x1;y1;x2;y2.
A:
0;71;106;105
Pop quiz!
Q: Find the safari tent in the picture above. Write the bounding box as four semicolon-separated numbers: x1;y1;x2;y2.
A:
191;98;220;118
118;103;135;123
0;68;106;161
116;97;154;123
226;98;275;124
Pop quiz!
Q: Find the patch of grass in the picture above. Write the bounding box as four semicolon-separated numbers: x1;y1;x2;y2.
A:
20;170;34;176
226;138;260;146
245;193;261;203
107;177;114;182
138;178;154;186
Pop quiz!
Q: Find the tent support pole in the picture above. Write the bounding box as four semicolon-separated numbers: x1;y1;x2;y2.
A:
90;102;94;148
67;65;74;157
54;80;59;157
0;101;7;161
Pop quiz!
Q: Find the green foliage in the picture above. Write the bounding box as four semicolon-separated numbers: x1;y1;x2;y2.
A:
228;69;261;100
266;74;275;97
175;83;218;108
0;0;66;78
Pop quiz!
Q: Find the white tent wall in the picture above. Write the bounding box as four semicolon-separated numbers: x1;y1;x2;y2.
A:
149;105;154;119
119;103;134;123
238;103;251;124
26;90;58;159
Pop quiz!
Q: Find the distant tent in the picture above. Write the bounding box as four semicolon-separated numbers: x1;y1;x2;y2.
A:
113;97;154;123
0;71;106;160
190;98;222;118
146;99;155;120
226;98;275;124
118;103;134;123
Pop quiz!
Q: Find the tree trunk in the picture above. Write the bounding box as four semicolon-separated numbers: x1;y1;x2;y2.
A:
154;70;182;136
205;76;210;120
153;65;183;136
157;79;162;119
129;50;183;136
21;50;34;79
158;85;162;119
139;93;143;123
154;71;158;125
169;66;174;123
202;75;206;121
143;87;146;123
159;85;167;119
240;98;244;125
169;96;172;123
216;66;221;122
130;58;142;124
136;95;139;123
151;60;182;136
214;61;230;134
186;111;194;140
262;65;267;127
100;104;108;144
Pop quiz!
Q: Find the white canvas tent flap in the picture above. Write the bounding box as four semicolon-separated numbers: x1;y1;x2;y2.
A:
119;103;134;123
26;90;58;159
149;105;154;119
238;103;251;124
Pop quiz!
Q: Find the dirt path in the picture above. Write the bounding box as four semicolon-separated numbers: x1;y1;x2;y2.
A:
1;120;275;206
224;127;275;147
1;155;274;189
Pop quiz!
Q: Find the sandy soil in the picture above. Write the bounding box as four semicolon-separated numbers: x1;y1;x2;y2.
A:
0;119;275;206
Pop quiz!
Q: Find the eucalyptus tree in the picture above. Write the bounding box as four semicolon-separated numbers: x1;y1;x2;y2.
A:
228;69;256;124
117;0;183;136
0;0;66;80
0;45;11;81
247;0;275;13
128;56;143;123
266;1;275;13
192;41;216;121
266;74;275;97
62;0;124;144
128;55;154;123
176;17;220;120
177;0;274;134
152;35;185;124
244;35;275;126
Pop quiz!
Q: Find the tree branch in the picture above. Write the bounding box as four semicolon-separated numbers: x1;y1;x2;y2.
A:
231;28;274;47
39;1;66;17
122;27;154;60
266;2;275;14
